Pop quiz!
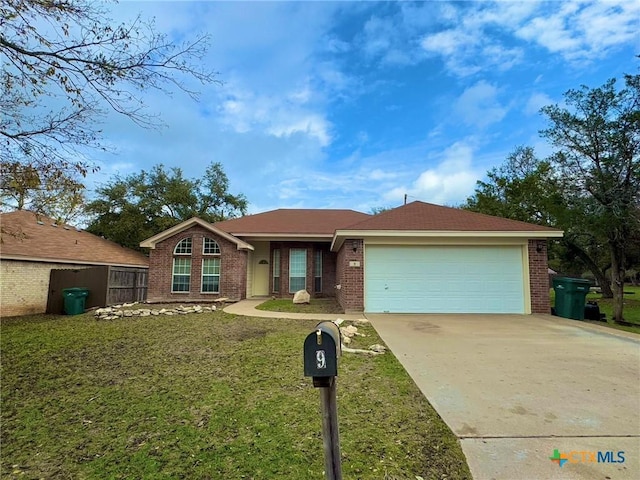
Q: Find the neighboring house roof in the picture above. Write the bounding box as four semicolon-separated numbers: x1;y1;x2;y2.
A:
0;210;149;267
214;209;372;237
332;201;563;250
140;217;254;250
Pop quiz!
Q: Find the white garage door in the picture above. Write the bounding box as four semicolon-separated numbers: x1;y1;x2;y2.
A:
365;245;525;314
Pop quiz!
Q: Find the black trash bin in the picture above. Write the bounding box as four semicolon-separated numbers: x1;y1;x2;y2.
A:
63;287;90;315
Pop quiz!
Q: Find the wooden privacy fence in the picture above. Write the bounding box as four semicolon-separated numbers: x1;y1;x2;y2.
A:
47;266;148;314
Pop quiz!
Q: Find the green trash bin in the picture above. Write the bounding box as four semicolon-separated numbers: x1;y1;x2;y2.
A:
552;277;591;320
63;287;90;315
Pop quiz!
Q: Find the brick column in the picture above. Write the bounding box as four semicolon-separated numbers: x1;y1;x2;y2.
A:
528;239;550;314
336;239;364;312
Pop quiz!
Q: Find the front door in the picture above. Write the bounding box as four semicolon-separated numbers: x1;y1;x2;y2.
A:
252;242;270;296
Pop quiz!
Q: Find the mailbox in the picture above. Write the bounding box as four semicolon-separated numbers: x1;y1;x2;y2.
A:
304;321;341;387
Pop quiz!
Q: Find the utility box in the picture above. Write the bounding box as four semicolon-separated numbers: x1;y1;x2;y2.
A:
552;277;591;320
63;287;90;315
304;322;341;387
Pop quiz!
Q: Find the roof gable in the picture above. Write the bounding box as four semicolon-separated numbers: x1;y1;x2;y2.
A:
0;210;149;267
214;209;371;236
139;217;254;250
342;201;563;233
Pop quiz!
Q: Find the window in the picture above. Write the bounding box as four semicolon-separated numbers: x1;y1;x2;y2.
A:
272;249;280;292
202;258;220;293
174;237;192;255
172;258;191;292
289;249;307;293
203;237;220;255
314;250;322;293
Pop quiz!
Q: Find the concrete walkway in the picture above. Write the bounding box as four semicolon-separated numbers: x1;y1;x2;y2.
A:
223;298;365;321
368;313;640;480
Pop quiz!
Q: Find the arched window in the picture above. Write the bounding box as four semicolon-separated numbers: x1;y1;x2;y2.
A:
172;237;192;292
203;237;220;255
174;237;192;255
202;237;221;293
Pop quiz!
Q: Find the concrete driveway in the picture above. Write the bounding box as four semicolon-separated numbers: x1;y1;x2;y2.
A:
368;314;640;479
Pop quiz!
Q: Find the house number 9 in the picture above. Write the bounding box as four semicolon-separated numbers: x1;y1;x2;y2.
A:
316;350;326;369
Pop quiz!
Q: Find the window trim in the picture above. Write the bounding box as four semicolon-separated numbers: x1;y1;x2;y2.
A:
171;257;191;293
201;257;221;294
314;249;322;293
289;248;307;293
272;249;280;293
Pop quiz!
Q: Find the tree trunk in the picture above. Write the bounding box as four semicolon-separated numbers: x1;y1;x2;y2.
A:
610;242;625;322
564;240;613;297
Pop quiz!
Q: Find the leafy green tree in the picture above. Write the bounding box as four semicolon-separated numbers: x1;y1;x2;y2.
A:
1;162;86;223
464;146;615;297
466;75;639;321
85;162;247;250
1;0;216;188
540;75;640;322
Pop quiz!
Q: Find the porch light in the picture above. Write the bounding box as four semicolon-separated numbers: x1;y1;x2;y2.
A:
352;240;358;252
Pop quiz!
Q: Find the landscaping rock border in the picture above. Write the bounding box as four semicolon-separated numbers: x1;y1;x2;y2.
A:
94;304;216;320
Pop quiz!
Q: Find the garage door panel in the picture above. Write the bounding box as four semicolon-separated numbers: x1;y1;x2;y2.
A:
365;246;525;314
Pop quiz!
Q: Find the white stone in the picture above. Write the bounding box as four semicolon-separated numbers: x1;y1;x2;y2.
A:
293;290;311;304
140;312;150;317
340;325;358;338
369;344;387;353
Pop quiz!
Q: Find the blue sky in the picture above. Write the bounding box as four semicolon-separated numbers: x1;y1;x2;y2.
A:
88;0;640;214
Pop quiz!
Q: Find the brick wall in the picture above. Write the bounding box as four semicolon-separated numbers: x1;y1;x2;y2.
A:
528;239;550;314
268;242;336;298
146;226;247;303
0;260;88;317
335;239;364;312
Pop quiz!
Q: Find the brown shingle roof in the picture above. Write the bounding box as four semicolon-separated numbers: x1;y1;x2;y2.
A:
342;201;562;232
0;210;149;267
214;209;371;235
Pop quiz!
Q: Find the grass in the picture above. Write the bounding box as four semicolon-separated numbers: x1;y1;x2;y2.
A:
1;311;471;480
550;285;640;334
255;297;344;314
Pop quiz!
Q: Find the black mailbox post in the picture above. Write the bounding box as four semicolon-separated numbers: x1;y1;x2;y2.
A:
304;322;342;480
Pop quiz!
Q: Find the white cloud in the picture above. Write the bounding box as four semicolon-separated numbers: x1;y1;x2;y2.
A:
267;114;331;147
419;1;639;77
525;92;554;116
454;81;508;128
384;142;481;206
420;25;522;77
217;82;332;146
516;0;640;62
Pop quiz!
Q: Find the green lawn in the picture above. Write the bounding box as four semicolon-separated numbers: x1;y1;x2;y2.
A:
255;297;344;314
550;285;640;334
1;311;470;480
